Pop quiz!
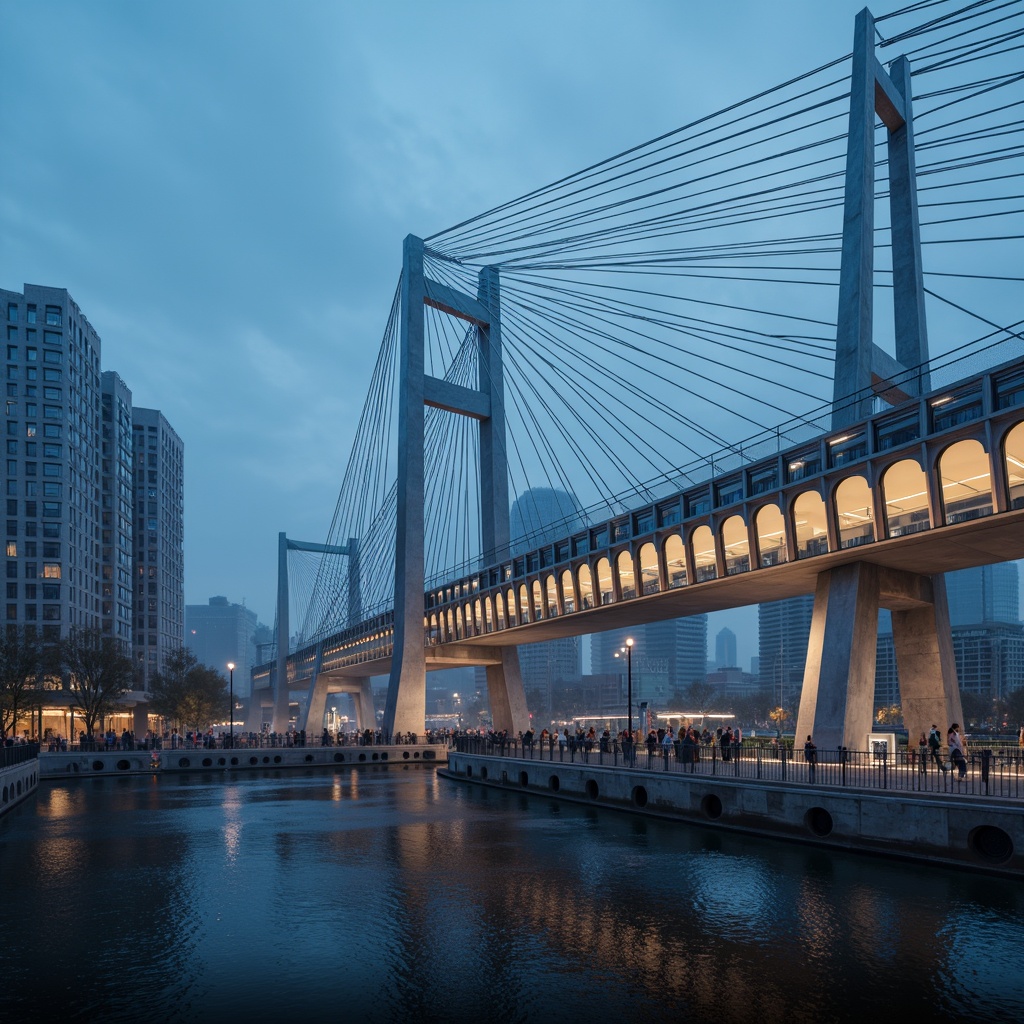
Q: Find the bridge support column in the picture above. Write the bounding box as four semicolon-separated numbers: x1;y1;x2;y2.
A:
353;680;375;733
384;235;529;739
795;563;961;754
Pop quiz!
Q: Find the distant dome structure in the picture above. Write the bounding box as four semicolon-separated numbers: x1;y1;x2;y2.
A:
509;487;585;553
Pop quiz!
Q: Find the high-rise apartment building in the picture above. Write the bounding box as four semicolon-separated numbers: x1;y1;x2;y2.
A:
101;372;134;645
2;285;104;640
132;408;184;687
715;627;737;669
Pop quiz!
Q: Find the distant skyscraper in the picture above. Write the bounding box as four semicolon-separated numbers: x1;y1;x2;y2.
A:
945;564;1019;626
132;407;184;687
758;595;815;707
715;626;737;668
510;487;584;552
186;596;259;697
509;487;584;697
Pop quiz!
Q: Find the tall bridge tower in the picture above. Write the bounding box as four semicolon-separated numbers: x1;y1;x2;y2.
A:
797;7;962;753
383;236;529;739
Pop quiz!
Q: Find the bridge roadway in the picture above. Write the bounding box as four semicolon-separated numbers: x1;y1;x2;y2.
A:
255;353;1024;697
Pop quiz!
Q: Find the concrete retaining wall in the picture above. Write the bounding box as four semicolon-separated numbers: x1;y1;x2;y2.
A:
0;758;39;818
443;752;1024;878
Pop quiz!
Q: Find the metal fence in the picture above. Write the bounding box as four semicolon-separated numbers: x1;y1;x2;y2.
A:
1;742;40;769
452;736;1024;801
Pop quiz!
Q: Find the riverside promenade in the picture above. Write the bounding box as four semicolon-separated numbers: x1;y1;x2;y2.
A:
442;736;1024;878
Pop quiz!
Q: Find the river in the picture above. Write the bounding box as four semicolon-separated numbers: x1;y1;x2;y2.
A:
1;766;1021;1022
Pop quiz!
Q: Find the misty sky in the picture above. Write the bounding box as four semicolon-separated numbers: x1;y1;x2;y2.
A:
3;0;1012;672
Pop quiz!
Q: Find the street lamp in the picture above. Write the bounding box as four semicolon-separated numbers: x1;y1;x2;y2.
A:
615;637;635;742
227;662;235;749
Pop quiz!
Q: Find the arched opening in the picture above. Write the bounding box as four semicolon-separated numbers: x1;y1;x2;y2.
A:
793;490;829;558
617;550;636;600
663;533;687;588
429;613;440;645
834;475;874;549
483;596;494;633
561;569;576;613
532;579;544;620
578;564;594;610
691;525;717;582
939;438;992;523
496;591;507;629
595;557;614;605
505;588;517;627
1003;421;1024;510
721;515;750;575
455;606;465;639
446;608;455;641
755;503;787;566
881;458;930;537
638;542;660;595
519;584;531;624
545;574;558;617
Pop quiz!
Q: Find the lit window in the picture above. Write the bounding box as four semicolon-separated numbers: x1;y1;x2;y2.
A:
42;563;61;579
5;541;15;557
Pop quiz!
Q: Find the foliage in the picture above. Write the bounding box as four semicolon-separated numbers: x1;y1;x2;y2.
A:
147;647;228;733
60;627;134;741
1000;686;1024;730
0;626;44;738
875;704;903;726
959;690;996;730
679;680;718;714
768;705;792;734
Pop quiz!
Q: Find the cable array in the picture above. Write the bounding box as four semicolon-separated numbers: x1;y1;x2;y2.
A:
285;0;1022;652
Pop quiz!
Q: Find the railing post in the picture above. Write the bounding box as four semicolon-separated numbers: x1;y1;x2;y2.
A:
780;743;787;781
756;743;762;780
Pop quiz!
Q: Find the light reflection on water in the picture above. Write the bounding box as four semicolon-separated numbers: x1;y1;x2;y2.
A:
0;766;1021;1022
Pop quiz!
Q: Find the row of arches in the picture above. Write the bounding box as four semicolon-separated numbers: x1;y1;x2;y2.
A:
426;424;1024;645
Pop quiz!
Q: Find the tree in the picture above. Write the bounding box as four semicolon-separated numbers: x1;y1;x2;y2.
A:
0;626;43;738
1000;686;1024;731
147;647;227;734
60;627;134;744
680;680;719;714
875;704;903;727
960;690;996;731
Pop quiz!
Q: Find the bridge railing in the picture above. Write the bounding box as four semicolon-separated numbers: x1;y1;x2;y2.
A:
452;736;1024;801
1;742;39;769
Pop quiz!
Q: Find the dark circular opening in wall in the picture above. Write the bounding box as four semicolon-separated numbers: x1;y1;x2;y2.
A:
403;751;410;759
631;785;648;808
92;761;104;772
334;753;344;763
422;750;436;760
273;755;282;764
466;765;473;778
969;825;1013;864
549;775;560;792
358;753;366;762
250;756;258;766
519;771;529;787
585;779;599;800
178;758;190;768
230;757;239;766
701;793;723;820
202;758;213;768
218;757;226;767
304;754;314;763
117;760;130;772
806;806;834;837
371;753;379;761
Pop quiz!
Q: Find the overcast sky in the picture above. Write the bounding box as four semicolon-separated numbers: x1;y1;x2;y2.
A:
2;0;1002;671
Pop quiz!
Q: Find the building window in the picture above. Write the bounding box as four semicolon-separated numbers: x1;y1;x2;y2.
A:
42;563;61;579
42;350;61;365
42;604;61;621
26;305;36;324
7;304;17;322
44;306;61;327
41;583;59;600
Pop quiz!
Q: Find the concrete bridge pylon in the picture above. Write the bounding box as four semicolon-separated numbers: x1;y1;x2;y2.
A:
383;235;529;739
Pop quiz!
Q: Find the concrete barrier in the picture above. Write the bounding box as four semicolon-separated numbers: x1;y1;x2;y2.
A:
442;751;1024;878
0;758;39;818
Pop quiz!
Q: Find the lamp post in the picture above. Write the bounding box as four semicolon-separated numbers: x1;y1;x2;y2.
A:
227;662;235;749
615;637;635;752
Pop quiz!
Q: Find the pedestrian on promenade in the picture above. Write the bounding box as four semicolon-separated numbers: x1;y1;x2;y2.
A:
948;723;967;779
917;732;928;773
804;735;817;779
927;724;945;772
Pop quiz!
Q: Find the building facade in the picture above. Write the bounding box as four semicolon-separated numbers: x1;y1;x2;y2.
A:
185;596;259;697
2;285;104;640
101;372;134;646
758;594;815;710
132;408;184;687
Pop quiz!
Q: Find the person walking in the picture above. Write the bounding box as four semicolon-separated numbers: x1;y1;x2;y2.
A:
948;723;967;780
804;735;817;780
927;724;945;772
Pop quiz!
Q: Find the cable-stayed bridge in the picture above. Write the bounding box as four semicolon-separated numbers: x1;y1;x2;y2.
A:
249;2;1024;756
